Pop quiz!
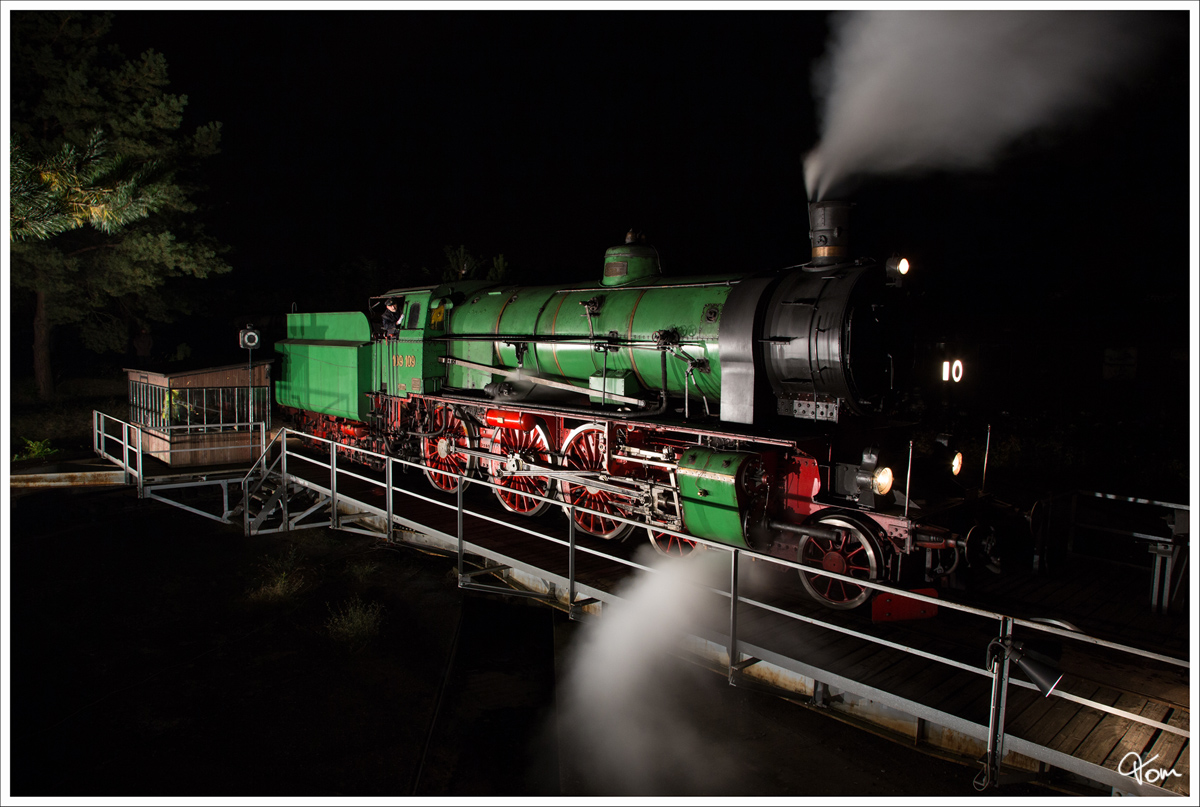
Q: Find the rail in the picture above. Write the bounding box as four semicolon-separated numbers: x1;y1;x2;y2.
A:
275;427;1189;796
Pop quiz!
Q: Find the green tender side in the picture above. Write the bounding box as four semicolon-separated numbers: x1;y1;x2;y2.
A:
676;447;758;547
438;274;740;403
275;312;374;422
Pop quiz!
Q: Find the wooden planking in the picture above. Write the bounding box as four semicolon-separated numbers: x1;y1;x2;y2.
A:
1047;687;1125;756
1015;683;1107;748
888;657;978;709
1099;700;1172;770
927;670;991;722
1006;683;1082;739
862;649;948;697
1057;576;1116;615
997;687;1043;734
1141;707;1190;793
795;631;875;670
1072;692;1154;765
833;643;907;685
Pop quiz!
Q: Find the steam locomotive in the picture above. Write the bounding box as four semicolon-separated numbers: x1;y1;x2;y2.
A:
275;201;1015;610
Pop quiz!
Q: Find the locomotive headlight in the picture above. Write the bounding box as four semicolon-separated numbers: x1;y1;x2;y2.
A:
883;258;907;287
951;452;963;476
871;466;894;495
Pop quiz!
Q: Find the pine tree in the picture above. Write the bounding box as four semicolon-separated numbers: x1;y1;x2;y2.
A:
10;127;167;241
8;11;230;399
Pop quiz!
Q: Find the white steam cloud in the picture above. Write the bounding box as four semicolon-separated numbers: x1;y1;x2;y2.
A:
556;547;739;795
804;10;1165;200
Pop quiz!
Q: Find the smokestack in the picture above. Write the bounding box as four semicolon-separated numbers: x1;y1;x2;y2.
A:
808;200;852;267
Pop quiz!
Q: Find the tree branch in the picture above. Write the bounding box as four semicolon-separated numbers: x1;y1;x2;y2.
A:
66;243;121;257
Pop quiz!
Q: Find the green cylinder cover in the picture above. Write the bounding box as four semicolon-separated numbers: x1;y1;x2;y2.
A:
676;447;766;547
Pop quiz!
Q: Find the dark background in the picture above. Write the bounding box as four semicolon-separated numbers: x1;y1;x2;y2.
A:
12;8;1197;499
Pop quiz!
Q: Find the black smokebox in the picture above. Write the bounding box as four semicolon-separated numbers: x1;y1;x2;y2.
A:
808;200;853;267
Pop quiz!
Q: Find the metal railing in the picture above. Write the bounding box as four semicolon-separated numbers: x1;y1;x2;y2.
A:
271;427;1189;796
93;412;269;525
1030;489;1190;614
93;410;144;488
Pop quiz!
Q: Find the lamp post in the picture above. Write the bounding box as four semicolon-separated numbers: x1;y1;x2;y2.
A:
239;324;261;429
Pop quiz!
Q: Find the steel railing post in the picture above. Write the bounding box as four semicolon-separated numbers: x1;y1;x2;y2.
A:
385;455;394;542
568;505;577;614
983;615;1014;788
330;440;338;529
281;429;290;529
121;422;130;485
728;549;740;684
456;476;465;583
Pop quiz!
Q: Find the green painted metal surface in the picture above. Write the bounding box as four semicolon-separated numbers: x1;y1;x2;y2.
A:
676;446;761;546
286;311;372;342
601;242;661;287
275;312;373;421
439;273;741;404
371;289;446;397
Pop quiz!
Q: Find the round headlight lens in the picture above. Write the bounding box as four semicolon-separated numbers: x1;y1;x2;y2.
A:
872;466;894;495
951;452;963;476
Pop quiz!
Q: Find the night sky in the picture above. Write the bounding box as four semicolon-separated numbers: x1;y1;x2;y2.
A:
99;9;1194;300
106;11;832;287
8;5;1199;493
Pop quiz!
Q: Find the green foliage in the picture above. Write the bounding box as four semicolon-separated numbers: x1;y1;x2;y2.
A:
12;438;59;462
324;596;385;651
346;559;382;582
443;244;484;281
249;546;305;602
10;128;168;242
9;10;230;374
424;245;520;283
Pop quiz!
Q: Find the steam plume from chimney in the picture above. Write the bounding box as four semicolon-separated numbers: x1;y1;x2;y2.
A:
804;10;1166;200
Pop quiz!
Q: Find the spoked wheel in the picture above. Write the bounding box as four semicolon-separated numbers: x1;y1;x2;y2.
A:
559;424;636;540
797;514;884;610
648;527;701;558
422;405;477;493
487;423;555;516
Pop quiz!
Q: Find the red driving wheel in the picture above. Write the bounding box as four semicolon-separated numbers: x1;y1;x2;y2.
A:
487;423;555;516
559;424;635;540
